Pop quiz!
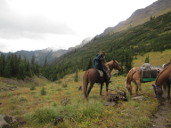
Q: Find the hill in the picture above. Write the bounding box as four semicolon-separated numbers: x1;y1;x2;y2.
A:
45;11;171;80
102;0;171;35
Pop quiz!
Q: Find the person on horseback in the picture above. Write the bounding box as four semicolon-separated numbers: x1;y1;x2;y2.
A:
93;51;111;82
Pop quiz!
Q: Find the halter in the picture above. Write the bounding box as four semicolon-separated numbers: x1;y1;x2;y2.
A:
154;84;163;98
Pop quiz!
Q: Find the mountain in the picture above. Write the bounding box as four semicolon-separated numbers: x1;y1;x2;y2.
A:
15;48;67;65
0;37;92;65
102;0;171;36
48;9;171;80
68;37;92;51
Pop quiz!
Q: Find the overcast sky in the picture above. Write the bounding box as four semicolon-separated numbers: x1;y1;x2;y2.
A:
0;0;157;52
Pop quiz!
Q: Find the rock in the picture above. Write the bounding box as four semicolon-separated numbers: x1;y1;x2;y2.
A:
0;114;17;128
106;91;128;104
54;116;64;126
131;95;146;100
107;94;120;103
105;102;116;106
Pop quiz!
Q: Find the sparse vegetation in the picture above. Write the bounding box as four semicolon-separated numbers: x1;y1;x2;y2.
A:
40;87;47;95
1;48;171;127
30;86;36;90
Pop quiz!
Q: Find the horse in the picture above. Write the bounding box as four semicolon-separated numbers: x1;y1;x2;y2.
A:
152;63;171;99
125;67;142;96
125;65;162;96
82;59;122;98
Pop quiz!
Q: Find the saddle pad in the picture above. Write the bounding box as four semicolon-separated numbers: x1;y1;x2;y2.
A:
97;70;103;77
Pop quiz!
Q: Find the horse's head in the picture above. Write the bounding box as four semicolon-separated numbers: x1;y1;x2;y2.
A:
152;84;163;98
125;83;132;95
111;59;123;71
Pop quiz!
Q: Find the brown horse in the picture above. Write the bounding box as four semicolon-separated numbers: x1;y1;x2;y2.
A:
126;65;162;96
152;63;171;99
125;67;142;96
82;60;122;98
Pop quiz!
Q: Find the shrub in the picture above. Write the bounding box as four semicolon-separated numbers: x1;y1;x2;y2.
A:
62;84;67;88
40;87;46;95
30;86;36;90
10;96;27;103
74;71;79;82
27;107;60;124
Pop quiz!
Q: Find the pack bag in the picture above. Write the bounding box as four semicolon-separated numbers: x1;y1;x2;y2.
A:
140;63;162;82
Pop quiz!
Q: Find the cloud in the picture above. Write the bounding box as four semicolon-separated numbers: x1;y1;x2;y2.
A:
0;0;75;39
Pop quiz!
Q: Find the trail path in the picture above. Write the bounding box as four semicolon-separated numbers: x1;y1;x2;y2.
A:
150;100;171;128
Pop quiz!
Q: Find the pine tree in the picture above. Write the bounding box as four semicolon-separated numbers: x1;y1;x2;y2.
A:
31;55;35;65
0;54;5;76
145;55;150;63
4;55;12;78
74;70;79;82
86;57;92;70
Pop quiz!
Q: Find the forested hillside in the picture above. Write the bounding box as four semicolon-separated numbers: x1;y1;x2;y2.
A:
1;11;171;81
0;54;40;80
43;11;171;81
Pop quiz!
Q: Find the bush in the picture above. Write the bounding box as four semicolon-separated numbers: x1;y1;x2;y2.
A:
62;84;67;88
40;87;46;95
30;86;36;90
27;107;60;124
10;96;27;103
26;100;104;125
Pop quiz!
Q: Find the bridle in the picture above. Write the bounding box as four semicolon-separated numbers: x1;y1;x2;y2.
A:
154;84;163;98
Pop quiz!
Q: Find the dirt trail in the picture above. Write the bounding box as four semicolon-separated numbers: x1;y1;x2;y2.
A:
150;100;171;128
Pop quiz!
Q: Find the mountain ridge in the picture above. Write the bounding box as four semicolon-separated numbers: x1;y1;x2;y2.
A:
0;37;92;65
101;0;171;36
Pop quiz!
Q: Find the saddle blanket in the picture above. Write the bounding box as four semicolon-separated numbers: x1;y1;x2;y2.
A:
97;70;103;77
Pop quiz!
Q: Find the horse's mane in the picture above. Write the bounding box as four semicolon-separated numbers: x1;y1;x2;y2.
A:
106;60;118;65
155;63;171;84
164;61;171;68
106;60;118;69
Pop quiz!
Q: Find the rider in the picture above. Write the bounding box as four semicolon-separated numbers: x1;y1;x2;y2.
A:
93;51;111;82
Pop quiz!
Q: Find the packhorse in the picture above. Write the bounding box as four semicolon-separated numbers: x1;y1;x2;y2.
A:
82;60;122;98
126;64;163;96
125;67;142;96
152;63;171;99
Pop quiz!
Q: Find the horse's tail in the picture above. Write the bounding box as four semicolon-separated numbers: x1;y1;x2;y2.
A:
82;70;89;98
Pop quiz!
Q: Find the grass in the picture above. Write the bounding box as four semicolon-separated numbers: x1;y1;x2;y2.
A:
0;49;170;127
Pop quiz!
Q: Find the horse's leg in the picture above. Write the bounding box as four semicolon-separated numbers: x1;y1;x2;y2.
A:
126;83;132;96
134;80;139;96
129;85;133;96
137;79;142;95
163;82;167;99
167;81;170;100
100;83;103;96
105;83;109;96
87;82;94;97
